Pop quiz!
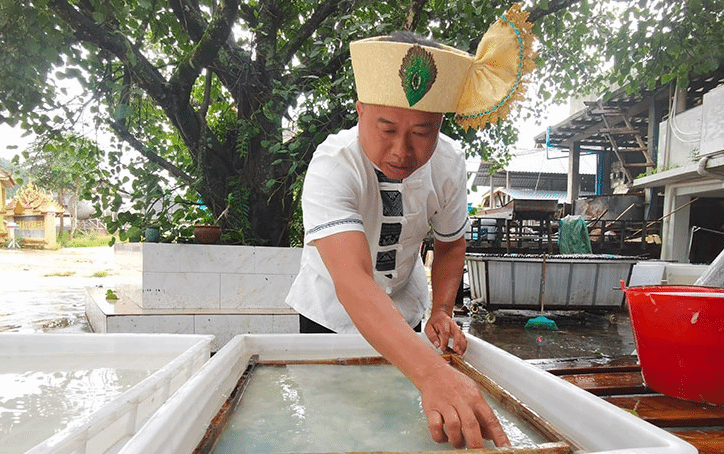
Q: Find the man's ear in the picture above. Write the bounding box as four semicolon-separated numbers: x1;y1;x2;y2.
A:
355;101;364;118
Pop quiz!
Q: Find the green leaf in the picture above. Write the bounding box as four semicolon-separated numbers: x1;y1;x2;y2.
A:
113;104;134;120
661;73;676;85
92;11;106;23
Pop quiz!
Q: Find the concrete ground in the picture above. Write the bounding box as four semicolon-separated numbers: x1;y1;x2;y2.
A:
0;246;637;361
0;246;117;333
457;309;636;360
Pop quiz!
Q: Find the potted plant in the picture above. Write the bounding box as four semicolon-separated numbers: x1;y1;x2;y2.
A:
143;209;162;243
142;192;174;243
193;205;229;244
144;224;161;243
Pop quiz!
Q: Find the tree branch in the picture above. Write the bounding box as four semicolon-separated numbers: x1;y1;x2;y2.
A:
168;0;206;41
273;0;359;69
237;3;258;28
169;0;239;99
254;0;280;73
528;0;583;23
199;69;213;119
108;120;195;185
50;0;226;159
49;0;169;107
169;0;250;107
285;47;349;91
404;0;426;31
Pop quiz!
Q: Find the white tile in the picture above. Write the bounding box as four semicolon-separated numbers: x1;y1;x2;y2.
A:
142;243;183;273
84;289;107;333
194;314;275;351
272;314;300;333
253;247;303;274
116;284;143;307
117;245;305;311
219;274;296;310
114;244;143;299
142;272;220;310
114;243;143;272
208;245;257;274
171;244;255;274
106;314;195;334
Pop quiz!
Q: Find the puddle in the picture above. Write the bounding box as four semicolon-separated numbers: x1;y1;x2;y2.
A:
0;288;92;334
0;248;114;334
463;310;636;360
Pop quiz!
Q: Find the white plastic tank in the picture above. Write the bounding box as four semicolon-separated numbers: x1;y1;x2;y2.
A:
1;333;212;454
121;334;696;454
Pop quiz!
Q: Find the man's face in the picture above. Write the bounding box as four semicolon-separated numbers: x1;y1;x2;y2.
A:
356;102;443;180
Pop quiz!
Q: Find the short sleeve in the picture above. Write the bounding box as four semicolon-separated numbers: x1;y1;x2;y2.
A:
429;138;470;242
301;138;366;245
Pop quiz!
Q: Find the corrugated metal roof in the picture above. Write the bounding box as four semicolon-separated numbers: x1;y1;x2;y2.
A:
472;149;597;193
471;147;597;193
498;188;595;203
533;67;724;151
500;147;597;174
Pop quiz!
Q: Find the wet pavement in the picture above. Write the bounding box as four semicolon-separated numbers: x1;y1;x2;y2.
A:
0;247;116;334
458;308;636;360
0;247;638;361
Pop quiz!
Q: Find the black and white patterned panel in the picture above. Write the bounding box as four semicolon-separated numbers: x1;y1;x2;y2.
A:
375;170;404;281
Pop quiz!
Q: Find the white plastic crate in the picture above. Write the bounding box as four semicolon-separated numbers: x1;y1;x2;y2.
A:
1;333;212;454
122;333;695;454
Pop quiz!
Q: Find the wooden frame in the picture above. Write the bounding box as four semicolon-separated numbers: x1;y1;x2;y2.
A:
194;354;574;454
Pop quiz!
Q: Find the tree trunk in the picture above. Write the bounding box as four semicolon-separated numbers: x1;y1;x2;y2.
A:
57;188;65;239
71;184;79;236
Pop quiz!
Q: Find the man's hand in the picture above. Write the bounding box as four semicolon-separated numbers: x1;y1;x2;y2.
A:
428;236;466;354
420;363;511;448
425;310;467;354
315;231;508;448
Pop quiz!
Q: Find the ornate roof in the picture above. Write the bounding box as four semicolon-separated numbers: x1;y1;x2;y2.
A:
2;184;63;216
0;168;15;189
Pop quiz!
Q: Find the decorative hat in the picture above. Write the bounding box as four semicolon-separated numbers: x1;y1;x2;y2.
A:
349;3;536;131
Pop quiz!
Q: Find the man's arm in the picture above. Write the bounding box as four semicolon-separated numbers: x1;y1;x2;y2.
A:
425;236;468;354
314;231;510;448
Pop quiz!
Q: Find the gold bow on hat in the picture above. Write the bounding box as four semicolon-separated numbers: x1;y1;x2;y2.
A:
454;4;536;131
349;4;536;131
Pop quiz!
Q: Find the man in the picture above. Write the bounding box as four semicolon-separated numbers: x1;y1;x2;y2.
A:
285;4;535;448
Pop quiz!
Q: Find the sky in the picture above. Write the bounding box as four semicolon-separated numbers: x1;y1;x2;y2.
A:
1;101;570;161
0;124;34;163
2;98;572;215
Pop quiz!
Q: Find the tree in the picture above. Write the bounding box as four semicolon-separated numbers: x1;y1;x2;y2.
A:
20;134;102;236
530;0;724;102
1;0;722;246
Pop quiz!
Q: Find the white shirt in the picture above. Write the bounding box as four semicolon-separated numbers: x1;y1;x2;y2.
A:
285;126;469;333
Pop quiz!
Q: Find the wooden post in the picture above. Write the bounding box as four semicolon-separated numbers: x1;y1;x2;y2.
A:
567;142;581;205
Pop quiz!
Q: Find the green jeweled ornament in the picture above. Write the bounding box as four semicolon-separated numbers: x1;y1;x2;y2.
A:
398;45;437;107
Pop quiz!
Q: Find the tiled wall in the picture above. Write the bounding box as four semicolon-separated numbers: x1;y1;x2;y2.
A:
106;244;303;349
116;243;302;310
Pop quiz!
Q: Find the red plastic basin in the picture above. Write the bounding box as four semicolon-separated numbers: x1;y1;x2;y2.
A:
622;283;724;404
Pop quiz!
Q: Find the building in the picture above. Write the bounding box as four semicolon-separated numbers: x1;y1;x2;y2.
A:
0;168;16;243
2;184;64;248
634;82;724;263
470;147;597;210
536;66;724;263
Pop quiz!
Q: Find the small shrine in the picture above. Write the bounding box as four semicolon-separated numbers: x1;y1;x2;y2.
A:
2;183;64;248
0;169;17;243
